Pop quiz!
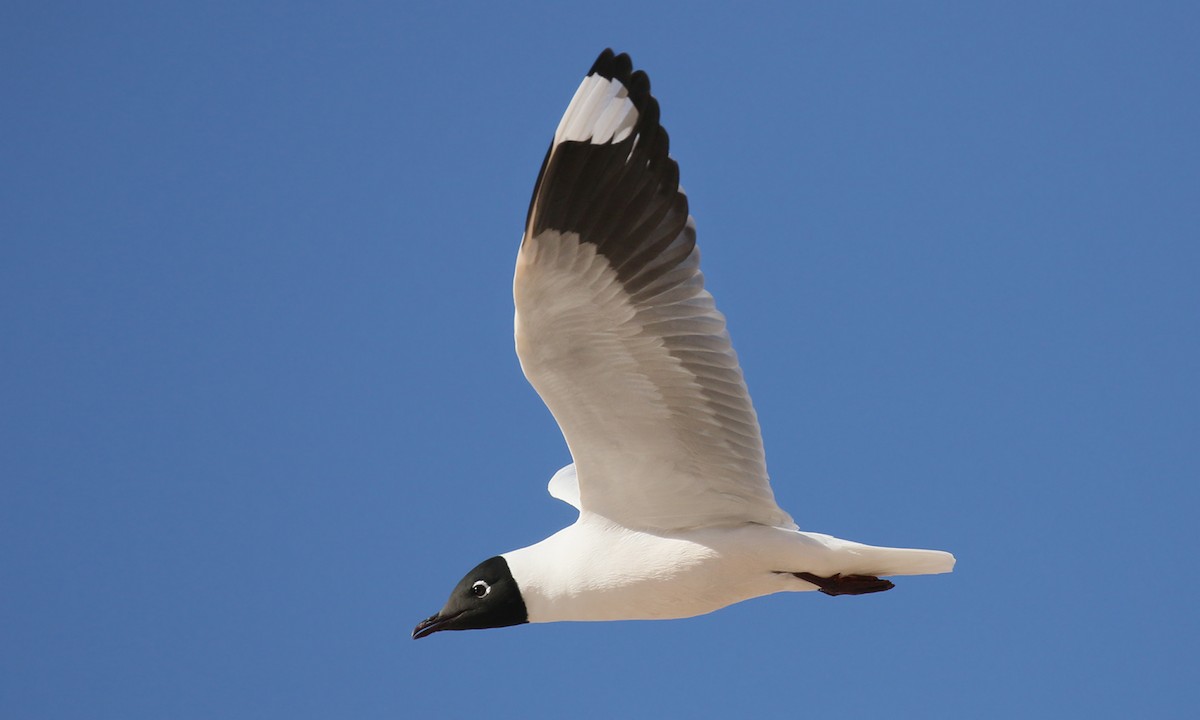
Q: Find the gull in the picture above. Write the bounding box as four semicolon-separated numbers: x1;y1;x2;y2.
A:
413;49;954;639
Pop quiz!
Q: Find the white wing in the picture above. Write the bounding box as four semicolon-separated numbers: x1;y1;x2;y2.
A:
515;50;794;531
547;463;581;510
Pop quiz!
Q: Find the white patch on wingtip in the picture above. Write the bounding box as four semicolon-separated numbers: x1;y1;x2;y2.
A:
554;74;639;145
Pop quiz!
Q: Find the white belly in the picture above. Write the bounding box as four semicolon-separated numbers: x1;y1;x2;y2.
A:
502;515;827;623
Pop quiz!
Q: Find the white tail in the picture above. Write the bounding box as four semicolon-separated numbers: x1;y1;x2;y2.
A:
810;533;957;577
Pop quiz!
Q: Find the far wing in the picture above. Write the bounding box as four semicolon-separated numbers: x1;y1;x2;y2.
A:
515;50;794;531
547;464;581;511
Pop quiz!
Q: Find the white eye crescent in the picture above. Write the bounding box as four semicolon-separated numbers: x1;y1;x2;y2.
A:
471;580;491;598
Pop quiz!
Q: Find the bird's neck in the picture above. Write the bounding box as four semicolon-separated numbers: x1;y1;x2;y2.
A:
501;515;722;623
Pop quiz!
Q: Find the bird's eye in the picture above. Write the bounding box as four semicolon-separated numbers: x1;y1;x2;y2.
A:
471;580;491;598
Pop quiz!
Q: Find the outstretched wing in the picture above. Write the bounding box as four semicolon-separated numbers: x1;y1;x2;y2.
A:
514;49;794;531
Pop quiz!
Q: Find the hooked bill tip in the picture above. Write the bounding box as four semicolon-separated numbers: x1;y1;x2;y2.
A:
412;613;443;640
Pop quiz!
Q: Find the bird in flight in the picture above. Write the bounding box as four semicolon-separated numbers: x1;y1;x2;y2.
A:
413;49;954;639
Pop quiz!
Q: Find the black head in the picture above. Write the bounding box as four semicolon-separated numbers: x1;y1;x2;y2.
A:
412;556;528;639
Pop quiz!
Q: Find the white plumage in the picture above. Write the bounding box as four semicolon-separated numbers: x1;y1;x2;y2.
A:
413;49;953;639
515;229;791;530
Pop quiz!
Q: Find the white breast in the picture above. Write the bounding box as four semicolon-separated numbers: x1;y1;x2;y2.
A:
502;515;804;622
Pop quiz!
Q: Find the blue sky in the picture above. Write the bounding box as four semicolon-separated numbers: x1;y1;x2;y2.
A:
3;2;1197;718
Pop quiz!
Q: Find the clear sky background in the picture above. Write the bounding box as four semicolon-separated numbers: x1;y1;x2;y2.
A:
3;2;1197;718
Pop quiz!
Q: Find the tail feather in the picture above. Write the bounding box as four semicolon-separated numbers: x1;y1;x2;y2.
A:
809;533;956;577
873;546;956;576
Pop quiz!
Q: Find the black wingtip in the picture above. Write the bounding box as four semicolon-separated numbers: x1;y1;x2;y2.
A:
627;69;651;98
525;48;690;279
589;48;633;82
588;48;617;78
588;50;654;117
637;97;663;144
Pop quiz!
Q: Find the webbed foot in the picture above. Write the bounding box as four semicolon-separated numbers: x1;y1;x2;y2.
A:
792;572;894;596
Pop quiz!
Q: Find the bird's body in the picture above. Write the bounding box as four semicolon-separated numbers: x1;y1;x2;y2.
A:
413;49;954;639
506;511;952;624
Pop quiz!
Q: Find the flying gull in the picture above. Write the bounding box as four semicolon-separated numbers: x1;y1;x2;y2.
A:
413;49;954;639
